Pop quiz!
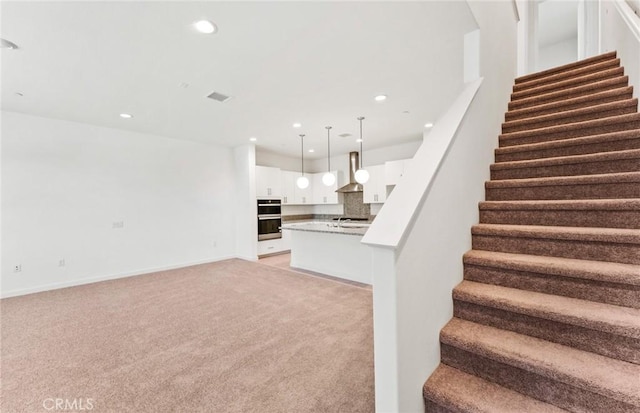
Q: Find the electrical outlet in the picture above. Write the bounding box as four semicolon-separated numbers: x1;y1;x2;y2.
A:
59;258;65;267
14;264;21;273
112;221;124;229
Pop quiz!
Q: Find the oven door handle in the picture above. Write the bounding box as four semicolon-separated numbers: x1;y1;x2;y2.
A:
258;215;282;220
258;204;282;207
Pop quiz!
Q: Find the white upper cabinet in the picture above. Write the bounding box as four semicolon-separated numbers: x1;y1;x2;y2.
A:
256;166;282;198
294;175;313;204
363;164;387;204
281;170;297;205
280;170;313;205
385;159;412;186
312;171;339;204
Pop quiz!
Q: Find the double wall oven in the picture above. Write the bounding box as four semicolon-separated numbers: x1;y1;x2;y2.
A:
257;199;282;241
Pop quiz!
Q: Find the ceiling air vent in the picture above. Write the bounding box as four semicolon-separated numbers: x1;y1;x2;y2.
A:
339;133;352;138
206;91;232;103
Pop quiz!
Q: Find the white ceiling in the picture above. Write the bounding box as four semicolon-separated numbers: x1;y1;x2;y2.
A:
1;1;477;159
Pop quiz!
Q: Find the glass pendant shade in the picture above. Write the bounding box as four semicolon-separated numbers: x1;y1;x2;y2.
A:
322;172;336;186
355;168;370;184
296;176;310;189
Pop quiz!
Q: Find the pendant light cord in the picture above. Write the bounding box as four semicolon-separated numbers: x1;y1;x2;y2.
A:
358;117;365;168
299;134;305;176
326;126;332;172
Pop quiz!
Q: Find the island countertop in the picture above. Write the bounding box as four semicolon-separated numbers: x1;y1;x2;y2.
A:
281;221;370;236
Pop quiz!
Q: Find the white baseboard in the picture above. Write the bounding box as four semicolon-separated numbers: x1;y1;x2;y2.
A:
0;255;237;299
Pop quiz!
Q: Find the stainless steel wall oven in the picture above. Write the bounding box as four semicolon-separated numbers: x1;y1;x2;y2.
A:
257;199;282;241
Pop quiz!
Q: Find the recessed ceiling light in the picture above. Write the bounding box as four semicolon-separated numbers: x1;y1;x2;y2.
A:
1;38;18;49
249;137;257;142
374;94;387;102
308;149;315;153
120;113;133;119
194;20;217;34
292;123;302;128
356;138;363;143
424;122;434;128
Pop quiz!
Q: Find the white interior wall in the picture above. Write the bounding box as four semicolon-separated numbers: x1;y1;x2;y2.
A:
538;36;578;71
1;111;238;297
601;0;640;99
234;144;258;260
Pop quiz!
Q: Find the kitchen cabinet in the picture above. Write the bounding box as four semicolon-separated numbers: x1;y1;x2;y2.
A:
312;171;339;204
385;159;412;186
281;170;297;205
363;164;387;204
256;166;282;198
281;170;313;205
294;177;313;204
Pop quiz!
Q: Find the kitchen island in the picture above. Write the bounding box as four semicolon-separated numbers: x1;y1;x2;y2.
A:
281;222;372;285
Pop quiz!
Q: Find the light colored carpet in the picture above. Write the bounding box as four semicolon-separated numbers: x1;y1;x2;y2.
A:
1;259;374;413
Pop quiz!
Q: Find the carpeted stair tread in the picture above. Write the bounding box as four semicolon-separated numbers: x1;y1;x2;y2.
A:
478;199;640;228
511;67;625;101
453;281;640;339
463;250;640;287
471;223;640;245
486;171;640;191
515;51;617;85
423;364;567;413
479;198;640;212
490;148;640;179
502;98;638;134
494;129;640;162
471;224;640;264
440;318;640;407
513;58;621;93
505;86;634;122
499;113;640;147
508;76;629;111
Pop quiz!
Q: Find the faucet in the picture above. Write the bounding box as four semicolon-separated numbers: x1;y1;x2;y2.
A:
337;217;351;228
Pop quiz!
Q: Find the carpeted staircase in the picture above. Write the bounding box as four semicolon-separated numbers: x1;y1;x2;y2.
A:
423;51;640;412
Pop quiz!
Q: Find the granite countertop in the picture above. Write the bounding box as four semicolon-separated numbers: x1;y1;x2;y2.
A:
281;221;370;236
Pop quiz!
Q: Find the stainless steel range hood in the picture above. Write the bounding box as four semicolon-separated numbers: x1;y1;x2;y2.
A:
336;151;363;193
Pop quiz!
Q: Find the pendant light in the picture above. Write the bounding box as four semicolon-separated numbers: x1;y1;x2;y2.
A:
355;116;370;184
322;126;336;186
296;134;310;189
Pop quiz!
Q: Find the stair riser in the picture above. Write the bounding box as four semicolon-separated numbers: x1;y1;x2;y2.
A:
490;158;640;180
453;300;640;364
494;137;640;162
515;52;617;85
485;182;640;201
511;68;625;101
471;234;640;264
464;263;640;309
502;104;637;134
513;59;621;93
509;77;629;111
441;344;637;413
499;118;640;147
505;88;633;122
479;208;640;229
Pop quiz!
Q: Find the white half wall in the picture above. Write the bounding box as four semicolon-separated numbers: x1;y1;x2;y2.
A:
1;111;238;297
